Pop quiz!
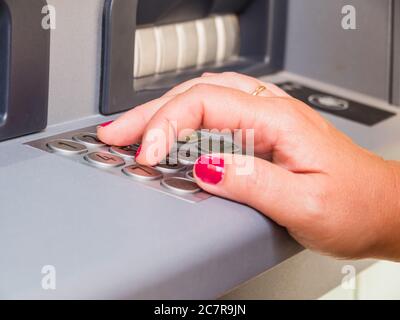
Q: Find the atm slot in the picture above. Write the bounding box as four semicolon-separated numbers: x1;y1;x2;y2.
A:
134;14;240;78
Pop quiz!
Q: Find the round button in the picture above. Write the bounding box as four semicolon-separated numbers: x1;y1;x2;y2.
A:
308;94;349;111
199;137;240;154
123;165;163;181
84;152;125;168
47;140;87;155
156;156;186;173
72;133;105;147
161;177;200;194
110;145;137;158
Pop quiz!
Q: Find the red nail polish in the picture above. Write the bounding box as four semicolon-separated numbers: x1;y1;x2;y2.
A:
194;155;224;185
98;120;114;128
135;145;142;158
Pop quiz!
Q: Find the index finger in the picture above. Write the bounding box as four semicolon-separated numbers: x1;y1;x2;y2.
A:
136;84;288;166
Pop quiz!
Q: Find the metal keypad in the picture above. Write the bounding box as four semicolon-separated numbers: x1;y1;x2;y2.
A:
25;125;215;203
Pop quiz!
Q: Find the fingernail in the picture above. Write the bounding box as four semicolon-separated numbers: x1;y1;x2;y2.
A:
194;155;224;185
98;120;114;128
135;145;142;158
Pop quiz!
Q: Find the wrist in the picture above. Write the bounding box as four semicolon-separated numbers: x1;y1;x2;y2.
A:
373;160;400;261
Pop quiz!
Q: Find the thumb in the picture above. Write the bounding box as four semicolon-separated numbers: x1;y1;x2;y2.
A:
193;154;313;227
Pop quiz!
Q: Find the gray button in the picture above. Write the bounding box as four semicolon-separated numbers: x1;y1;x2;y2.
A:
110;145;137;158
156;156;186;173
47;140;87;155
84;152;125;168
308;94;349;111
185;170;195;181
73;133;105;147
123;165;163;181
161;177;200;194
199;137;240;154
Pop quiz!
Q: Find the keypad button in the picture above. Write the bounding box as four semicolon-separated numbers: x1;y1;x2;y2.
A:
156;156;186;173
161;177;200;194
47;140;87;155
84;152;125;168
308;94;349;111
199;137;240;154
72;133;105;147
123;165;163;181
110;145;137;159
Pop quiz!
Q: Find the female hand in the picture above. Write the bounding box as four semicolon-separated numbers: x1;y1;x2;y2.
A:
98;72;400;261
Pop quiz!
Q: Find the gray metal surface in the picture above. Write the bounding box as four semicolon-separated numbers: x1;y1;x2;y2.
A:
285;0;393;101
0;118;300;299
46;0;103;124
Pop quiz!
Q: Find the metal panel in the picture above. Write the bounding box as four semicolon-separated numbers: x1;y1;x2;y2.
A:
285;0;392;101
0;0;50;142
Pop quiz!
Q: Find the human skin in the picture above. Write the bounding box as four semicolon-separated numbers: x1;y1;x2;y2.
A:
98;72;400;261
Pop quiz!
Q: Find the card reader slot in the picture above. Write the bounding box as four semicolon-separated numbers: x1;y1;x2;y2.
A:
134;14;240;79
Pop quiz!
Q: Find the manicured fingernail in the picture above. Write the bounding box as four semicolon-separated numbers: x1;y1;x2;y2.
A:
135;145;142;158
194;155;224;185
98;120;114;128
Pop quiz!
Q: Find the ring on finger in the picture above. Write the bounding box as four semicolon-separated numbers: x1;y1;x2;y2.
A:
251;85;267;96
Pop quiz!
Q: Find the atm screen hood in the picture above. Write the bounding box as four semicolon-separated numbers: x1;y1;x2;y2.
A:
0;0;50;142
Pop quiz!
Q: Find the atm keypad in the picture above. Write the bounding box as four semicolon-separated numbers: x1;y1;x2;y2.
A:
25;125;226;203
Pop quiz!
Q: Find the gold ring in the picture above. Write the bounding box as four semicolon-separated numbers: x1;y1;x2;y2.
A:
251;85;267;96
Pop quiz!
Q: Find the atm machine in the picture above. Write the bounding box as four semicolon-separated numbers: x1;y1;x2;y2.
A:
0;0;399;299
